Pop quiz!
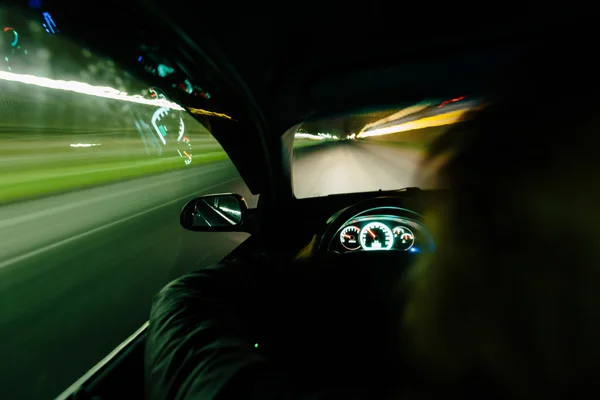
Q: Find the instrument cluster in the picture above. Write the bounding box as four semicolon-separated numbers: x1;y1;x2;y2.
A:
327;215;432;254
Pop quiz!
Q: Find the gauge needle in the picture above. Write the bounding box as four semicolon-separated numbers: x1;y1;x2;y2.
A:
367;229;376;239
343;234;351;239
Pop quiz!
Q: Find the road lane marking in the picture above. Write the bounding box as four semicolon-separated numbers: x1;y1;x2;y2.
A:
0;162;230;229
0;177;241;270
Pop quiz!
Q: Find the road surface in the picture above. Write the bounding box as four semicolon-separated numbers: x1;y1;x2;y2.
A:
0;161;256;400
293;140;426;198
0;139;423;399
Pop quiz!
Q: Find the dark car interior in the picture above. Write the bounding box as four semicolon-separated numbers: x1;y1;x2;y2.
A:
34;1;588;398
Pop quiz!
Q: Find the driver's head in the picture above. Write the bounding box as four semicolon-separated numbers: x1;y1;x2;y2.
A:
404;33;600;398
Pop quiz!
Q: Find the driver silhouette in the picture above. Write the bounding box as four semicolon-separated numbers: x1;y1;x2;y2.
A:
403;33;600;399
145;31;600;400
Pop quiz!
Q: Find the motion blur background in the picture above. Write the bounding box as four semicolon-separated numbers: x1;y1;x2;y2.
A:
0;7;476;399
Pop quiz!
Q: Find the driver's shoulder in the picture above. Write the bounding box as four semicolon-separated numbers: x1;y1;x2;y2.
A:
158;261;268;295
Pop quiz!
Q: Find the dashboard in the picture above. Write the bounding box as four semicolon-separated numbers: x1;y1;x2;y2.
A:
326;206;435;254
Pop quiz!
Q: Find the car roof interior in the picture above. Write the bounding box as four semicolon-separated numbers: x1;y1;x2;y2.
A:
34;1;586;195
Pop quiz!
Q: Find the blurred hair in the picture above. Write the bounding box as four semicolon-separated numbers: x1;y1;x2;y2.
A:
404;30;600;398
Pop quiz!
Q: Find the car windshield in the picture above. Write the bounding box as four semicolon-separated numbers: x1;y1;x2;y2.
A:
292;98;479;198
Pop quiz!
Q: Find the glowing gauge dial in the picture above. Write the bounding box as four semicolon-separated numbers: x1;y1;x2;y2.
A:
177;135;193;165
148;87;167;99
3;27;18;47
151;105;191;165
339;226;361;251
359;222;393;251
392;226;415;251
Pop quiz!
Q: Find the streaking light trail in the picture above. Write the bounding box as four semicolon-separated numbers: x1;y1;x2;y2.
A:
295;132;339;140
357;109;468;138
360;102;432;133
219;206;241;215
294;133;325;140
188;107;232;120
0;71;184;110
70;143;101;147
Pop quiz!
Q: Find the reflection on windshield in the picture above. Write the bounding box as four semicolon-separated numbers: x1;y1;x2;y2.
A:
0;8;254;400
0;10;234;203
292;97;480;198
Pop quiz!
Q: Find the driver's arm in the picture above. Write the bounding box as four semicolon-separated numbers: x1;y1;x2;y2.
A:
144;262;326;400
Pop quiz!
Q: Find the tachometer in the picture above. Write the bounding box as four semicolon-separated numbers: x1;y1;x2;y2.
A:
339;226;361;251
392;226;415;251
359;222;393;251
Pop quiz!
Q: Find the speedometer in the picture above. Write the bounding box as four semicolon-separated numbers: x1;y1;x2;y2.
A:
359;222;393;251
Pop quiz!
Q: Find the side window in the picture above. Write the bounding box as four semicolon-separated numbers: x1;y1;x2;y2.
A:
0;9;255;400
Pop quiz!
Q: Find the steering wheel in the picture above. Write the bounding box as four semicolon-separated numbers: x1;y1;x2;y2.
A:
289;197;426;387
257;197;426;391
310;195;429;314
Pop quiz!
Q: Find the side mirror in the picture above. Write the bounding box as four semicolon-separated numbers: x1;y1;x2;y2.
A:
180;193;249;232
